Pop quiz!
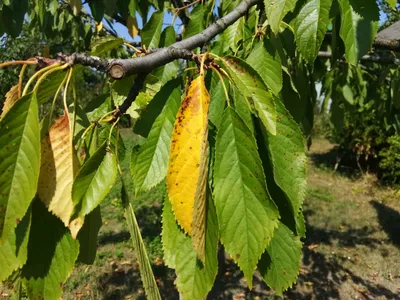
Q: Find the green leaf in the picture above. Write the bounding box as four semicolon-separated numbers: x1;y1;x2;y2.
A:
221;56;277;135
86;95;111;121
129;0;137;17
338;0;379;65
258;222;302;296
71;142;118;225
132;79;181;194
265;98;307;217
184;5;206;39
264;0;298;34
76;206;102;264
221;0;240;15
141;11;164;49
22;199;79;300
222;16;244;53
0;207;31;282
162;193;218;300
90;36;124;56
232;87;254;133
214;107;279;287
386;0;397;9
98;124;126;161
0;93;40;241
36;70;67;104
89;0;105;22
294;0;332;62
111;75;135;106
38;0;47;25
125;202;161;299
205;71;227;128
246;39;283;95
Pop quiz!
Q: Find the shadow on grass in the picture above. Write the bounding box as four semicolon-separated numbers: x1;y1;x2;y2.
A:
371;200;400;247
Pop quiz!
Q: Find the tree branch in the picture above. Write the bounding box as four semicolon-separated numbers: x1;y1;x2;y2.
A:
114;73;147;117
318;51;400;65
67;0;261;79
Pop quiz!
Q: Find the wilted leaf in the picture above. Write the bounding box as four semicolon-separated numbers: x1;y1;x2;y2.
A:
1;84;19;118
167;75;210;236
37;110;80;227
214;107;279;287
0;93;40;241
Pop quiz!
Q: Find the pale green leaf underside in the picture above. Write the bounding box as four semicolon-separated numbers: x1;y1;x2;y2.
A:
266;98;307;217
214;107;279;287
258;222;302;296
90;36;124;56
264;0;298;34
338;0;379;65
246;40;283;95
132;80;181;194
221;57;277;135
72;142;118;219
223;17;244;53
162;195;218;300
141;11;164;49
0;93;40;241
294;0;332;62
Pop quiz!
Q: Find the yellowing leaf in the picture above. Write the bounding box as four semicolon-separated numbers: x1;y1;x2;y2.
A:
1;85;19;119
96;21;103;32
37;110;80;227
127;16;139;38
167;75;210;237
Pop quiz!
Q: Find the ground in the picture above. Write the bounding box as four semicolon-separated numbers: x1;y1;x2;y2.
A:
1;131;400;299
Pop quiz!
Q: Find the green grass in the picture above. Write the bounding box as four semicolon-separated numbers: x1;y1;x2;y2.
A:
307;186;335;202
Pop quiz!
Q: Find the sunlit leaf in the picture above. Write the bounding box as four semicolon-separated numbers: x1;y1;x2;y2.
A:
338;0;379;65
167;75;210;235
69;142;117;238
294;0;332;63
132;79;181;194
162;194;218;299
184;5;206;39
0;207;31;281
264;0;298;34
214;107;279;287
0;93;40;241
37;110;80;227
90;36;124;56
36;70;67;104
221;56;277;135
259;222;302;295
141;11;164;49
22;199;79;300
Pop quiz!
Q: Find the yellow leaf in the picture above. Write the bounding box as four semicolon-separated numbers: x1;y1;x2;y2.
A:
1;85;19;119
37;110;80;227
127;16;139;38
167;75;210;238
42;45;50;58
96;21;103;32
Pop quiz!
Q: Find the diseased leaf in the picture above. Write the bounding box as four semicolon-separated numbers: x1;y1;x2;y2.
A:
264;0;298;34
294;0;332;62
221;56;277;135
0;207;31;281
22;199;79;300
132;79;181;194
70;142;117;238
76;206;102;264
265;98;307;217
37;110;80;227
246;39;283;95
258;222;302;296
338;0;379;65
162;193;218;300
1;84;19;118
214;107;279;287
141;11;164;49
167;75;210;235
0;93;40;241
90;36;124;56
